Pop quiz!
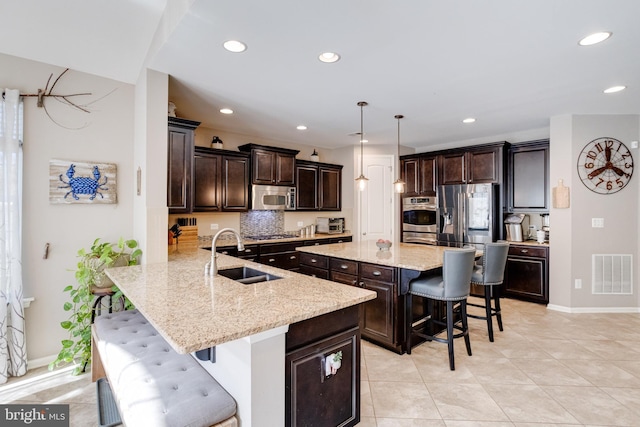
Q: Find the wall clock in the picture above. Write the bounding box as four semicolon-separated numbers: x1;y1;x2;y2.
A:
576;137;634;194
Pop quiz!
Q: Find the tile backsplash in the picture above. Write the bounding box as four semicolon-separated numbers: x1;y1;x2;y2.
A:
240;210;284;236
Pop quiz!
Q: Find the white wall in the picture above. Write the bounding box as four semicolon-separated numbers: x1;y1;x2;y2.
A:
1;53;136;363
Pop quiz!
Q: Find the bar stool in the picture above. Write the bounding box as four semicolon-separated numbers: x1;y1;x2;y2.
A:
405;248;476;370
467;242;509;342
91;286;125;323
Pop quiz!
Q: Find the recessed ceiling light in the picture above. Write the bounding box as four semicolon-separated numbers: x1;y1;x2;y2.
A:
223;40;247;53
462;118;476;124
296;125;307;130
318;52;340;63
220;108;234;114
578;32;612;46
603;85;626;94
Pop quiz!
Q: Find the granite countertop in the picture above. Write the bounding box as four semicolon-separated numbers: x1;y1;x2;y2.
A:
297;240;480;271
508;239;549;247
204;232;353;248
104;246;375;354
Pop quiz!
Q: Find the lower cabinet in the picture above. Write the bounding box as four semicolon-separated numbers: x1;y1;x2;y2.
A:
259;242;300;271
503;244;549;304
286;306;361;427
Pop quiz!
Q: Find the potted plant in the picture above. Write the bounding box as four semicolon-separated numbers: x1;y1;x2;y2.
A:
49;237;142;375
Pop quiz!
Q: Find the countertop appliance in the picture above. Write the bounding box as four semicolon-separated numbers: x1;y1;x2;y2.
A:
437;184;498;248
251;185;295;210
504;214;530;242
316;217;344;234
402;196;438;245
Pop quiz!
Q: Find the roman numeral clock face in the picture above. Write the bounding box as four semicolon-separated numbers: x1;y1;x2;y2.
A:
577;137;634;194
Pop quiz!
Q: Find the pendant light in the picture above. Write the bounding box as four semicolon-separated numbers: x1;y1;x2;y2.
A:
355;101;369;191
393;114;406;193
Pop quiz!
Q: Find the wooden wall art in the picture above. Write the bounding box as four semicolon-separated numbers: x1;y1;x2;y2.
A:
49;159;117;204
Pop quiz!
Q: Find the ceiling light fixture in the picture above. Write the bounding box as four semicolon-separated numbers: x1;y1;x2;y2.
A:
393;115;406;194
355;101;369;192
296;125;307;130
220;108;233;114
603;85;626;94
578;32;612;46
462;118;476;124
318;52;340;63
223;40;247;53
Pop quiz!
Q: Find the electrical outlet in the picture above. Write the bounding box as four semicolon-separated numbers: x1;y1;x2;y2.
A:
575;279;582;289
297;221;304;227
210;224;219;230
591;218;604;228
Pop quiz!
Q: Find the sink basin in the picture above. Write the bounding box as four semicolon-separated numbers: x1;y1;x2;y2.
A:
217;267;282;284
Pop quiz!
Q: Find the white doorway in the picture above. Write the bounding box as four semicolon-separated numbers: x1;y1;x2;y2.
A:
356;154;395;242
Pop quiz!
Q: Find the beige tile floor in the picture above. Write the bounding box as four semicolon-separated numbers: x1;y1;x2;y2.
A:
2;297;640;426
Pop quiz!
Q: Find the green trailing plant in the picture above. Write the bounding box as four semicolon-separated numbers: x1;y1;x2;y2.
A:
49;237;142;375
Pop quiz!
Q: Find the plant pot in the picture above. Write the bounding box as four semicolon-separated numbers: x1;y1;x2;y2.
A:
90;255;130;288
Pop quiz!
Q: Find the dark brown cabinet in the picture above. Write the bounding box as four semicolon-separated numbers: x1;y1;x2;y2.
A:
295;160;343;211
503;244;549;304
359;263;397;348
286;306;361;427
439;144;505;185
192;147;250;212
401;155;437;197
258;242;300;271
507;140;549;212
238;143;298;186
167;117;200;213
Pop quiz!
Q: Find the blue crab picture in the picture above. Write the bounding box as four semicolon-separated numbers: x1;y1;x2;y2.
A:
58;163;109;200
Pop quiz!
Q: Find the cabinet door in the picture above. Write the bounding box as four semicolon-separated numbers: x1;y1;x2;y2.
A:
503;246;548;304
419;156;437;196
296;164;319;210
276;153;296;186
467;148;500;183
401;158;420;196
192;152;221;211
167;126;193;213
222;155;250;211
285;327;360;427
360;278;395;346
252;149;276;184
439;152;466;184
319;166;342;210
508;141;549;212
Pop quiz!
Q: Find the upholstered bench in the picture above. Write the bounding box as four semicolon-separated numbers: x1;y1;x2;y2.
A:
91;309;238;427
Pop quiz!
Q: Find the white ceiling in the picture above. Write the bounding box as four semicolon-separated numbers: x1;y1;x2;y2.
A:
2;0;639;150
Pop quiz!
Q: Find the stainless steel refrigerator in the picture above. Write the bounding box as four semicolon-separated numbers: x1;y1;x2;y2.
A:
437;183;498;247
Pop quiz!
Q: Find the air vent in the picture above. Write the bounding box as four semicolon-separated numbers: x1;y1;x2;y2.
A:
592;254;632;294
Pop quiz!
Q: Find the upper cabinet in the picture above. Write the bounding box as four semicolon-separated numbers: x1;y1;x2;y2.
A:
507;140;549;212
193;147;250;212
440;143;506;185
401;155;437;197
295;160;343;211
167;117;200;214
238;143;299;186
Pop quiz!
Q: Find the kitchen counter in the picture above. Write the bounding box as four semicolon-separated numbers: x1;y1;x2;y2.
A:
509;239;549;247
205;231;353;248
105;245;375;354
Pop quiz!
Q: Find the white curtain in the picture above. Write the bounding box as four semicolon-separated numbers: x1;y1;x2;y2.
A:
0;88;26;384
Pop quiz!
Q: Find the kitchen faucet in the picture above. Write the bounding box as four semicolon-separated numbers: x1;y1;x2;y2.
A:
205;228;245;276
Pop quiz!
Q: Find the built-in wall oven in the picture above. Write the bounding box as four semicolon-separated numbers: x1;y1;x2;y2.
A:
402;196;438;245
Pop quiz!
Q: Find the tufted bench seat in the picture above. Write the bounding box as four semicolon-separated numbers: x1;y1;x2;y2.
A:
91;309;238;427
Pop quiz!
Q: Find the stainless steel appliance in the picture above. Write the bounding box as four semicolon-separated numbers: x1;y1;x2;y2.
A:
437;184;498;247
504;214;530;242
316;217;344;234
402;196;438;245
251;185;296;210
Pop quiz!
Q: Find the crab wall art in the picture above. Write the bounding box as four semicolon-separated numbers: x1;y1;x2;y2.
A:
49;160;117;204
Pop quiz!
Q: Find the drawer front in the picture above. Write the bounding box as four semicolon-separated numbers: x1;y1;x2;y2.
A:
260;242;298;254
330;271;359;287
330;258;359;275
239;245;259;257
508;245;547;258
360;263;395;283
300;252;329;269
259;251;300;270
300;265;329;279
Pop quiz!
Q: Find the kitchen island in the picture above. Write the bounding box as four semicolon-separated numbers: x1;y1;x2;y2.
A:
105;246;376;427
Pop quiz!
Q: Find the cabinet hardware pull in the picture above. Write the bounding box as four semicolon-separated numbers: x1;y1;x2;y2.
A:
340;265;348;269
314;243;320;246
290;255;297;260
269;258;276;262
311;259;317;263
221;251;228;255
359;281;365;287
372;271;381;276
245;249;252;253
352;280;357;285
521;249;528;253
337;240;343;243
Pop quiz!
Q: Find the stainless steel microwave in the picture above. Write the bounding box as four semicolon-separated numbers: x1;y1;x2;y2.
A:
251;185;296;210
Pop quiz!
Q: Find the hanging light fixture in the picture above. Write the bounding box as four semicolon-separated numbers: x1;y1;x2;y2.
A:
393;114;406;193
355;101;369;191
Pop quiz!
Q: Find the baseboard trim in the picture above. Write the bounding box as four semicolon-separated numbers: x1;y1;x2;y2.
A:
28;354;57;370
547;304;640;314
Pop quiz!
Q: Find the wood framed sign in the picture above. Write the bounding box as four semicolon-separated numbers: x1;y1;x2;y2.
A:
49;159;117;204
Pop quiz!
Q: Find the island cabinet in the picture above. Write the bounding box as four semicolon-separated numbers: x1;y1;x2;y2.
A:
258;242;300;271
286;305;361;427
506;139;549;213
192;147;250;212
167;117;200;213
238;143;299;186
400;155;437;197
439;143;507;185
503;244;549;304
295;160;343;211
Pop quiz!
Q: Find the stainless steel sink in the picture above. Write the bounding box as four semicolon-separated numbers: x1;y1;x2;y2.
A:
217;267;282;284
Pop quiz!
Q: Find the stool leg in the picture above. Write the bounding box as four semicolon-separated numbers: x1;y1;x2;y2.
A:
460;300;472;357
494;286;503;331
91;296;103;324
484;289;494;342
108;295;114;314
405;293;413;354
446;300;455;371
